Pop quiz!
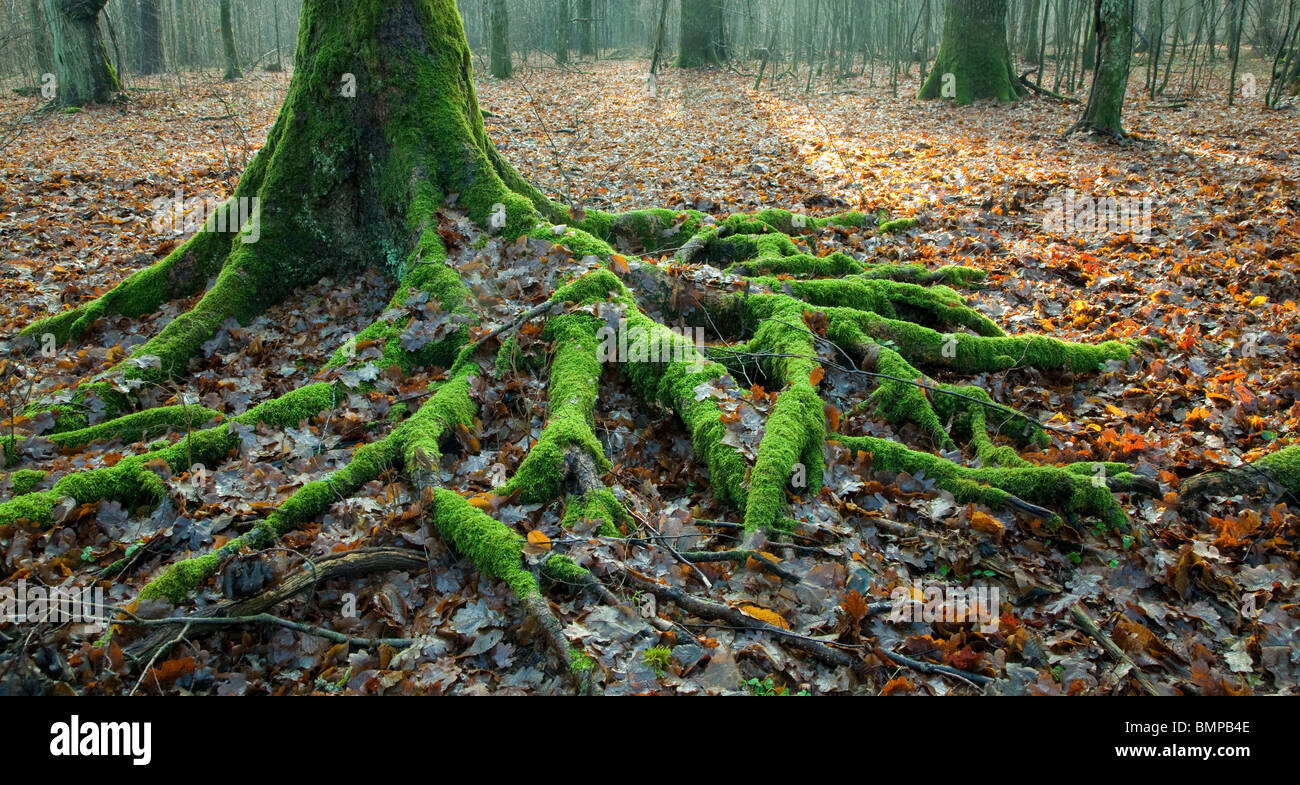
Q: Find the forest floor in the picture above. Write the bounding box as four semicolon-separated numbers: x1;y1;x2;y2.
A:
0;57;1298;695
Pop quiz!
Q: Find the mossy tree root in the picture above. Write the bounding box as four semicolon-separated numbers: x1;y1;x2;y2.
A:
1178;444;1300;510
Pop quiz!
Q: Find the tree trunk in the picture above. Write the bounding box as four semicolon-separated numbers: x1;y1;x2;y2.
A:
678;0;727;67
42;0;120;105
138;0;164;74
219;0;241;80
1020;0;1040;63
577;0;596;56
649;0;670;74
30;0;55;74
554;0;569;64
490;0;512;78
918;0;1025;103
1078;0;1135;136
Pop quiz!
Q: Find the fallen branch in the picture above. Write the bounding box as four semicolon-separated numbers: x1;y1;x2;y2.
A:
1069;602;1160;696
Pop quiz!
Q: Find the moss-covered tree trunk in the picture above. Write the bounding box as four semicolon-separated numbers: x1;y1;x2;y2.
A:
490;0;512;78
1077;0;1135;136
42;0;119;105
219;0;241;80
678;0;726;68
919;0;1025;103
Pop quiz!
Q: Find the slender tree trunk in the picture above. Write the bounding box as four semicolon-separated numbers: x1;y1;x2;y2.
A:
269;0;284;71
919;0;1025;102
649;0;670;73
577;0;596;57
490;0;512;77
43;0;120;105
679;0;727;67
219;0;241;80
1078;0;1135;135
30;0;55;74
138;0;164;74
555;0;569;64
1021;0;1041;62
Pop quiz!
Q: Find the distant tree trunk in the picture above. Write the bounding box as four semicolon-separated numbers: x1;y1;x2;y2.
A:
490;0;512;77
919;0;1024;102
138;0;164;74
1020;0;1041;63
577;0;595;56
678;0;726;67
1077;0;1135;136
555;0;569;64
219;0;241;80
649;0;670;73
269;0;284;71
30;0;55;74
43;0;120;105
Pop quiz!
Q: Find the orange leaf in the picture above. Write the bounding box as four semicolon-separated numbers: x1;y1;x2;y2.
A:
526;530;552;550
739;604;790;629
808;366;825;386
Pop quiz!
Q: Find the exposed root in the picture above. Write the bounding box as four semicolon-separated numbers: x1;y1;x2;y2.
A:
126;547;428;663
1178;444;1300;510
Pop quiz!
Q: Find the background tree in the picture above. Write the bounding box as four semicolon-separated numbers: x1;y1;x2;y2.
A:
42;0;119;105
1075;0;1136;136
679;0;726;67
577;0;595;57
219;0;240;80
29;0;54;74
919;0;1023;102
490;0;511;78
137;0;164;74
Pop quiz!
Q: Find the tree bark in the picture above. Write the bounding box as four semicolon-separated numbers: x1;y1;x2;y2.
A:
42;0;120;105
1078;0;1135;136
577;0;596;57
138;0;164;74
1020;0;1040;63
490;0;511;78
554;0;569;64
30;0;55;74
918;0;1025;103
219;0;241;80
678;0;727;68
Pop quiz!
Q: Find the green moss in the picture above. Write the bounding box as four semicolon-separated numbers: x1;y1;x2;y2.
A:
878;217;919;234
139;550;224;603
561;488;628;536
601;209;706;251
501;313;608;502
830;432;1130;529
543;554;594;587
643;645;672;676
569;646;595;674
0;489;58;528
48;406;222;451
1258;445;1300;497
432;488;537;599
7;469;47;496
